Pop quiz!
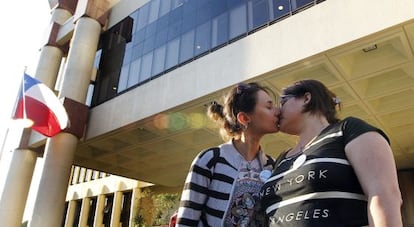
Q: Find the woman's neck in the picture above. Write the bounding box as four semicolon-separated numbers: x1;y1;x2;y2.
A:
290;117;330;156
233;136;261;161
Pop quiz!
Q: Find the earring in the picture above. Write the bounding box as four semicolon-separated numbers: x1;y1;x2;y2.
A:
242;123;248;131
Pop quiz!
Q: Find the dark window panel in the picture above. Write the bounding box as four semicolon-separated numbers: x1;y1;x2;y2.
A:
291;0;315;11
159;0;172;17
143;36;155;54
195;21;212;56
168;20;182;41
140;51;154;82
196;2;213;25
155;29;168;48
182;11;197;33
165;38;180;70
212;12;229;48
152;45;166;76
145;21;157;39
271;0;291;21
227;0;246;9
179;29;195;63
210;0;228;17
156;14;170;32
148;0;161;24
131;42;144;61
128;57;141;87
134;28;146;45
136;3;149;31
169;5;183;23
248;0;269;30
229;3;247;40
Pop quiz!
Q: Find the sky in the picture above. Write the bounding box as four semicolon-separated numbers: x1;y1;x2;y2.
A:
0;1;51;222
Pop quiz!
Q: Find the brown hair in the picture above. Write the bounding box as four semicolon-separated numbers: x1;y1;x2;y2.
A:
208;82;272;141
282;79;341;124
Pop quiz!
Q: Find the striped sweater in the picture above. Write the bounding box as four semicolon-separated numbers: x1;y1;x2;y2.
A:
176;140;275;226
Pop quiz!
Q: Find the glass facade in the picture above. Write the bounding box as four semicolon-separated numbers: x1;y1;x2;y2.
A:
92;0;323;106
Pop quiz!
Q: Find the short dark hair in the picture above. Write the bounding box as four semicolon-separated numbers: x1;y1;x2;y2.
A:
282;79;340;124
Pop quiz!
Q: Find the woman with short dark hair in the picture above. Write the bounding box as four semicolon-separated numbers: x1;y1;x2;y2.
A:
261;79;403;227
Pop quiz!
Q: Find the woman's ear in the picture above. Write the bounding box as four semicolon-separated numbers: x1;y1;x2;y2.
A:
304;92;311;104
237;112;251;127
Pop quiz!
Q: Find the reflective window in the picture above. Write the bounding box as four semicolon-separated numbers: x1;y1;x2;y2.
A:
93;49;102;68
145;22;157;39
195;21;211;56
131;42;144;61
227;0;245;9
123;43;132;65
271;0;291;21
179;29;195;63
143;35;155;54
171;0;185;9
291;0;314;11
133;28;146;45
229;3;247;40
155;29;168;48
159;0;171;17
182;9;196;33
248;0;269;30
196;2;213;25
118;65;129;92
136;4;149;31
157;14;169;32
210;0;227;17
128;58;141;88
168;20;182;41
140;51;153;82
152;45;166;76
165;38;180;70
212;12;228;48
148;0;160;24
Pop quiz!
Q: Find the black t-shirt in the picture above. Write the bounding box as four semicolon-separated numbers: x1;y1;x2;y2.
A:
260;117;389;227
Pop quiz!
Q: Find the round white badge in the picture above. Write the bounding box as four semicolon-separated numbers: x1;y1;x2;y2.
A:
259;170;272;182
292;154;307;170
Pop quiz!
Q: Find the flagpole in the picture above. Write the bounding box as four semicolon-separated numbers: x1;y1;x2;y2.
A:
22;67;28;121
18;68;33;128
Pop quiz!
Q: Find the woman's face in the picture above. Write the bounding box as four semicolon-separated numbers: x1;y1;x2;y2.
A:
247;90;280;135
278;94;304;135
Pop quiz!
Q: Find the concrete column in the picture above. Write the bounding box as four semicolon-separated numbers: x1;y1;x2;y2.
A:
35;45;64;87
50;8;73;25
0;149;37;226
59;17;101;102
110;191;123;227
64;200;76;227
79;197;91;227
35;6;71;88
30;133;78;227
94;194;106;227
30;16;101;227
129;187;141;227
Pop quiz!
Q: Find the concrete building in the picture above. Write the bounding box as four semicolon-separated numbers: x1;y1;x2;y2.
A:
1;0;414;226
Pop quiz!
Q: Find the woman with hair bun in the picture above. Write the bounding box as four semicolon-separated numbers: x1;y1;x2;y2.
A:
176;82;280;226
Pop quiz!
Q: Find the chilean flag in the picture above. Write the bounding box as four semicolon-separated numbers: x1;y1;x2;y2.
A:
14;73;69;137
